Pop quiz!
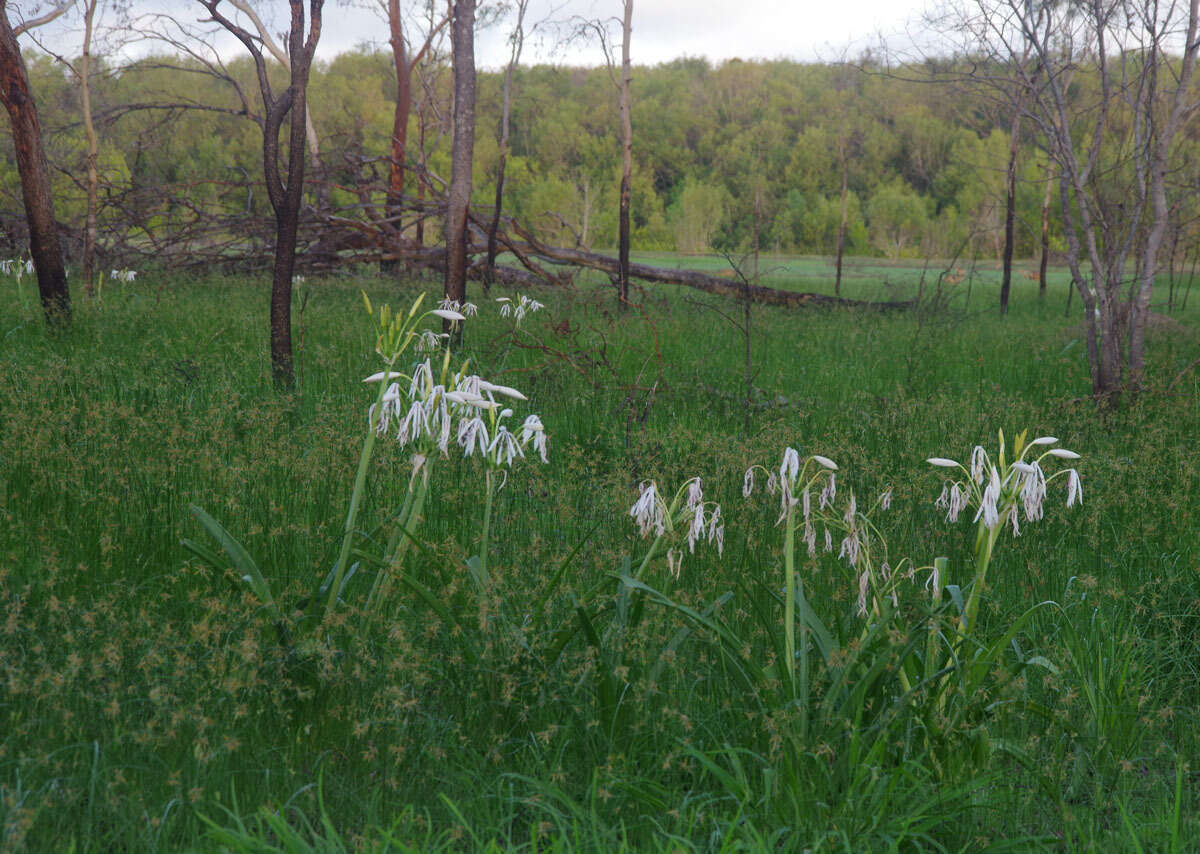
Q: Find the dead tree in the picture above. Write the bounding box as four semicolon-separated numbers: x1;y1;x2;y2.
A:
443;0;475;312
384;0;449;243
934;0;1200;399
484;0;529;289
0;0;74;323
199;0;324;388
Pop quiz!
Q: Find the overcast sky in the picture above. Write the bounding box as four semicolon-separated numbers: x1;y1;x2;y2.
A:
15;0;931;69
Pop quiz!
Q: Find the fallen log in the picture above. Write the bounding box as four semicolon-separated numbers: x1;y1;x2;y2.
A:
503;220;913;310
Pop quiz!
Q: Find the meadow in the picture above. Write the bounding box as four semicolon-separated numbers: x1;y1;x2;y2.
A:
1;257;1198;851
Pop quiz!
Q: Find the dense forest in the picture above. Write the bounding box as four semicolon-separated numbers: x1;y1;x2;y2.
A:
0;50;1109;262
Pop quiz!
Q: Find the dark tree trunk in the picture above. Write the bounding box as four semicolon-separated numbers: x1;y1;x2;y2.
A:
1000;108;1020;316
201;0;324;388
1038;169;1051;302
617;0;633;305
444;0;476;315
0;4;70;324
835;142;848;297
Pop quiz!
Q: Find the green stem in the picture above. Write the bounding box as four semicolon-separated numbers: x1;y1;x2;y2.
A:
962;521;1000;638
479;467;495;592
367;461;429;610
326;373;392;615
783;507;797;699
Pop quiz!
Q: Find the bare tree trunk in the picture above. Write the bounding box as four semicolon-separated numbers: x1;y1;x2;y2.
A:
1000;108;1020;316
616;0;633;305
835;135;848;297
1038;168;1051;302
443;0;476;313
1130;0;1200;389
0;3;70;324
79;0;99;296
201;0;324;388
485;0;527;290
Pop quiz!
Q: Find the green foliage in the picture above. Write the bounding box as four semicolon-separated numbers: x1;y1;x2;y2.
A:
0;268;1198;849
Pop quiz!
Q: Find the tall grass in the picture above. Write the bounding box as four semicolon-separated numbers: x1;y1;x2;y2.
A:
1;262;1197;850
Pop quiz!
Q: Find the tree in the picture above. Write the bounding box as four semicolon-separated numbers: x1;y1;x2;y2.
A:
936;0;1200;398
199;0;324;387
0;0;73;323
484;0;529;288
382;0;449;245
616;0;632;304
443;0;475;312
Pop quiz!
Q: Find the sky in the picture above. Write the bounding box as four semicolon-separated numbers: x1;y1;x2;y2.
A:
14;0;931;69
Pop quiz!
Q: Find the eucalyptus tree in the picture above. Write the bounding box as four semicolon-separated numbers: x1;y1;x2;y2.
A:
0;0;73;323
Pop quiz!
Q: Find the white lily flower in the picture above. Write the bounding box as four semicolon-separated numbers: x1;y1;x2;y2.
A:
1029;436;1058;446
409;360;433;399
1066;469;1083;507
857;570;870;617
457;416;490;457
687;503;705;553
431;309;466;322
780;447;801;484
398;400;430;446
974;466;1002;529
970;446;988;484
685;477;703;510
927;458;960;468
742;468;754;497
630;482;665;537
488;425;524;467
811;454;838;470
519;414;549;463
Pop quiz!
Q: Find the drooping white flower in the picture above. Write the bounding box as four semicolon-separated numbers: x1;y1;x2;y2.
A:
780;447;801;485
415;329;447;353
947;483;968;523
1019;461;1047;522
857;570;870;617
687;503;705;553
811;454;838;470
1029;436;1058;446
457;416;490;457
819;473;837;510
839;533;860;567
879;488;893;511
488;425;524;467
409;360;433;399
630;482;665;537
927;457;960;468
519;414;549;463
969;446;988;484
685;477;704;510
742;468;755;498
397;399;430;446
1066;469;1083;507
824;528;833;552
667;548;683;579
974;466;1002;529
766;471;779;496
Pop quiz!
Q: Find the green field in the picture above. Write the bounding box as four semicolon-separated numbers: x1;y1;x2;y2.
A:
1;258;1198;851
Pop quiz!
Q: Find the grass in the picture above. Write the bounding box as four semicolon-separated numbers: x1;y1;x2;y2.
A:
1;256;1198;851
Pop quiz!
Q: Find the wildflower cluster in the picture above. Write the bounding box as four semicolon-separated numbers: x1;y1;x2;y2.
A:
367;362;547;470
928;433;1082;536
1;258;33;277
496;294;544;326
629;477;724;578
110;269;137;283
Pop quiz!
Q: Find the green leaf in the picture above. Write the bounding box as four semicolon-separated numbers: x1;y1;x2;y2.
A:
187;505;280;622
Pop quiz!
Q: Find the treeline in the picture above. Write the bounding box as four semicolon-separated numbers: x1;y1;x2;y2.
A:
0;50;1090;263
